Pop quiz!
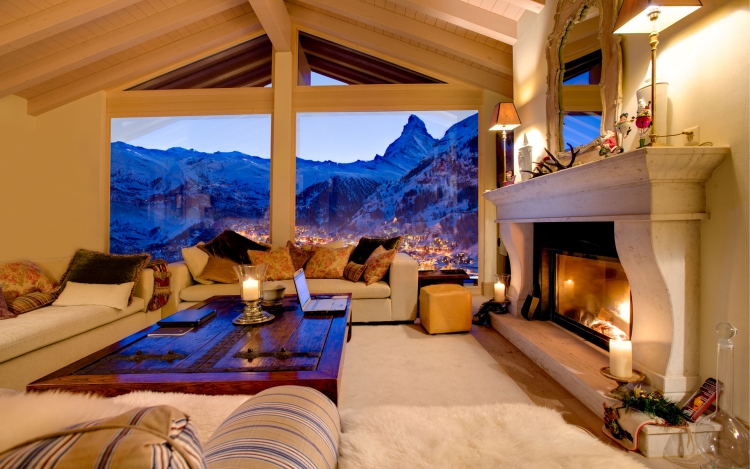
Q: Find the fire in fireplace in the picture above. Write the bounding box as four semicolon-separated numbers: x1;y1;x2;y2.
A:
534;222;632;350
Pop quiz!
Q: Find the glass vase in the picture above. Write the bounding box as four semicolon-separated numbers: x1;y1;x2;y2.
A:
232;264;274;325
696;323;749;469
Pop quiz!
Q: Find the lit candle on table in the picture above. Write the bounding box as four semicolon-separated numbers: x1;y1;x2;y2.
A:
242;278;260;301
609;339;632;378
494;280;506;302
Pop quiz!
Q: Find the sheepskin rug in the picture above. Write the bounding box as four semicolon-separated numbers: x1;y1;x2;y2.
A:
337;403;648;469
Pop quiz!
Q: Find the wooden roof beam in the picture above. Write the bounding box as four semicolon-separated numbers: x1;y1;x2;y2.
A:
0;0;247;99
387;0;517;45
27;13;263;116
288;4;512;96
248;0;292;52
296;0;512;74
0;0;144;57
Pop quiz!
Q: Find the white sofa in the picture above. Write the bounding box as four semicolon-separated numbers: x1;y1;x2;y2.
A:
0;258;162;391
166;253;419;322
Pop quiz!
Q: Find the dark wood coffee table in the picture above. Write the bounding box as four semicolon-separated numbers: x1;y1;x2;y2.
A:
28;294;351;404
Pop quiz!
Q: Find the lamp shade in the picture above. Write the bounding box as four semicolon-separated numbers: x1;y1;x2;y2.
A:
614;0;701;34
489;103;521;131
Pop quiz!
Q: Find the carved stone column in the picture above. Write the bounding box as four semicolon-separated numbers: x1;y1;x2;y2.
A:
499;222;533;316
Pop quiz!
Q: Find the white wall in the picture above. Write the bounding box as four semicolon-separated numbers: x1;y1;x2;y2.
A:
0;93;108;261
512;0;749;420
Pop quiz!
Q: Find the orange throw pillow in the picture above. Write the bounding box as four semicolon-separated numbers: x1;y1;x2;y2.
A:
247;246;296;281
363;246;397;285
305;246;355;279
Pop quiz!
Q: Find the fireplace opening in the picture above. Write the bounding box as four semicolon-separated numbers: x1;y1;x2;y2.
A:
534;222;632;350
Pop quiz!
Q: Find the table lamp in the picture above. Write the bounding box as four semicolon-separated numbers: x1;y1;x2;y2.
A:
489;103;521;183
614;0;702;145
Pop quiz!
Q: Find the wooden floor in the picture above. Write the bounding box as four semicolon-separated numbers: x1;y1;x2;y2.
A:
470;324;706;469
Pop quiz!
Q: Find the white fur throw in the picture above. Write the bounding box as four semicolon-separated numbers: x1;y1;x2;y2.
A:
0;390;251;453
337;403;649;469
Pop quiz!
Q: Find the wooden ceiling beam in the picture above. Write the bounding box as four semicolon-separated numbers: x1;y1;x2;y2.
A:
288;4;512;96
306;55;390;85
0;0;247;99
0;0;144;57
27;13;262;116
207;62;272;87
386;0;517;45
296;0;512;74
247;0;292;52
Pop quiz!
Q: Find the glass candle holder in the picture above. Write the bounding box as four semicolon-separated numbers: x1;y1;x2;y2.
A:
232;264;274;325
494;274;510;302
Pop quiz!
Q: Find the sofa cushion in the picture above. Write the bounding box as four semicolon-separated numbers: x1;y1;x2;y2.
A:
204;386;339;469
247;246;296;280
304;246;354;279
0;261;58;302
349;236;403;265
0;286;16;319
363;247;397;286
199;230;268;265
57;249;150;305
343;261;366;282
287;241;313;270
180;278;390;302
53;282;134;310
0;405;206;469
198;256;239;284
183;243;214;285
9;292;56;314
0;297;144;363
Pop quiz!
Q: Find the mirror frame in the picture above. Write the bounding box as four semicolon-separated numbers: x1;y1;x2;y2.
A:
545;0;623;156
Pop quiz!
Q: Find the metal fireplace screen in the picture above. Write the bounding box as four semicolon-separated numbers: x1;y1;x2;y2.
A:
553;252;632;345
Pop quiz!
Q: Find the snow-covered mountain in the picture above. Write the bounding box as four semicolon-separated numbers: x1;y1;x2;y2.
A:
110;113;478;268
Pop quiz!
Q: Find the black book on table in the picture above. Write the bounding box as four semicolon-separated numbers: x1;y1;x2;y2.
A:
157;308;216;327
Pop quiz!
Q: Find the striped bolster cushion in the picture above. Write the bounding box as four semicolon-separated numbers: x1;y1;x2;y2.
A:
0;405;206;469
204;386;341;469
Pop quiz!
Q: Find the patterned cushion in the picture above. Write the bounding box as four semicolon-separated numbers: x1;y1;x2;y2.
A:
363;246;397;285
0;261;57;303
0;405;206;469
287;241;313;271
8;292;56;314
247;247;296;281
204;386;340;469
304;246;355;279
301;240;344;251
0;286;16;320
57;249;150;305
343;261;366;283
199;230;268;265
349;236;403;265
198;256;240;284
147;259;171;311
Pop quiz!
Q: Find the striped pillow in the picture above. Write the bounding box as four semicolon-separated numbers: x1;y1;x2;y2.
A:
204;386;340;469
343;261;367;283
8;292;56;314
0;405;206;469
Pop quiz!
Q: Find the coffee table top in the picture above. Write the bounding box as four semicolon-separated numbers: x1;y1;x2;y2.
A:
28;295;351;400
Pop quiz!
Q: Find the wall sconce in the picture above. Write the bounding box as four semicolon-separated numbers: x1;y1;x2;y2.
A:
614;0;702;146
489;103;521;184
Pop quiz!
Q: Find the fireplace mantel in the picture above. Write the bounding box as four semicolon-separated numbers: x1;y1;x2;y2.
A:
483;146;728;401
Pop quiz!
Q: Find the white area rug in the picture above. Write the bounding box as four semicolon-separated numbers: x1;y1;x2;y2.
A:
338;403;648;469
339;325;532;410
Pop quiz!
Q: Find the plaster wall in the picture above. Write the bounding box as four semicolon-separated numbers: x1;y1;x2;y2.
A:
512;0;749;420
0;93;108;262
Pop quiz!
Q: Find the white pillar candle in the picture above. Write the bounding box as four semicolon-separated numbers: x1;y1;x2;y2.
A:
242;278;260;301
609;339;632;378
494;281;506;302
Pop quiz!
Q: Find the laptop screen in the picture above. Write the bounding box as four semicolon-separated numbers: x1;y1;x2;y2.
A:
293;269;311;306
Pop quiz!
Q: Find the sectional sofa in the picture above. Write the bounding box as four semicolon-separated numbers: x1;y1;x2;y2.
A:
0;257;161;391
166;252;419;323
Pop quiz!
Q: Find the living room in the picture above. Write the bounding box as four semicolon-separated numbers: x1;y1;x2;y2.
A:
0;0;748;467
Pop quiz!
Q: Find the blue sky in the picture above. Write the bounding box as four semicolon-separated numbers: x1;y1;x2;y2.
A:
111;73;477;163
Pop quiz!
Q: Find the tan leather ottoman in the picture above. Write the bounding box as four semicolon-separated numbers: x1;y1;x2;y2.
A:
419;284;472;334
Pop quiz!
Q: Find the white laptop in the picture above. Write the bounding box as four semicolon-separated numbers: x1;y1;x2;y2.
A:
293;269;348;313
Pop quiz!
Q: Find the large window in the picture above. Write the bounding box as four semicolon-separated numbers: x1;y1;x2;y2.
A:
110;115;271;262
296;111;479;274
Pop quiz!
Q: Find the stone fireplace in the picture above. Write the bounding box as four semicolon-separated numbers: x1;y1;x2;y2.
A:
483;147;728;409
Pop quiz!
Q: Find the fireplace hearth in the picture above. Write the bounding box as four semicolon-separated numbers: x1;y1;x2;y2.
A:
534;222;632;350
